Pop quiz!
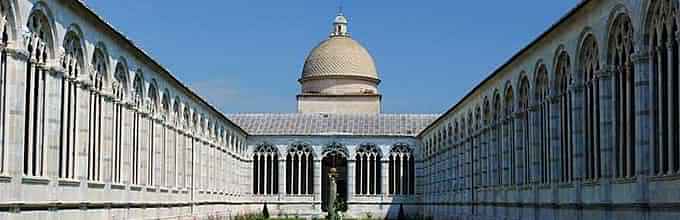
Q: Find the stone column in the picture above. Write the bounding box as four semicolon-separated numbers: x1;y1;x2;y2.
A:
4;45;26;202
528;103;539;204
632;49;650;203
494;121;501;217
382;159;388;196
347;159;355;201
549;91;562;204
513;112;524;195
570;81;586;204
483;129;488;199
314;156;322;202
279;154;286;196
296;153;302;195
598;67;614;204
665;42;675;176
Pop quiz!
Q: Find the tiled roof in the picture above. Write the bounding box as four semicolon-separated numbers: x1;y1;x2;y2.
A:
226;113;439;137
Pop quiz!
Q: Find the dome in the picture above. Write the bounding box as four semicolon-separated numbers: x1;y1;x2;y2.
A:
300;14;379;81
301;36;378;80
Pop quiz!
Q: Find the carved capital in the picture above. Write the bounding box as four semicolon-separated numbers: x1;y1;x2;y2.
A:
47;66;66;78
5;45;29;61
630;52;649;64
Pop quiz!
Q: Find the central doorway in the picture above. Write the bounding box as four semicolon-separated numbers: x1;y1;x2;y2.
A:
321;151;347;211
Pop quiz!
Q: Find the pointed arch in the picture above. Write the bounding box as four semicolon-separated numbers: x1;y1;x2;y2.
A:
518;74;531;184
579;33;602;181
132;70;145;107
162;89;170;117
554;48;574;183
111;57;129;185
0;0;18;43
608;11;636;179
26;3;56;59
322;142;349;158
503;82;515;185
91;43;110;90
534;62;550;184
253;143;279;195
87;43;111;182
113;58;129;98
646;0;678;176
286;142;314;196
148;79;160;114
62;25;85;78
355;143;382;195
22;5;58;177
57;24;85;180
389;143;414;195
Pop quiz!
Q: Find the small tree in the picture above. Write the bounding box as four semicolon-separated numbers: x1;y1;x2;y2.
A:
262;203;270;219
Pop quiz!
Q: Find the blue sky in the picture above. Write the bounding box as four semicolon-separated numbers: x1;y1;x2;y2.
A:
84;1;578;114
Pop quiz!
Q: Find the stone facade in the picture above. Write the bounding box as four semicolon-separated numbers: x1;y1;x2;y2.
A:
0;1;250;219
244;135;421;219
2;0;680;220
419;0;680;219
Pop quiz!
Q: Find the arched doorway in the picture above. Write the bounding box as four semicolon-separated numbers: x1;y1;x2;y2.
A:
321;144;348;212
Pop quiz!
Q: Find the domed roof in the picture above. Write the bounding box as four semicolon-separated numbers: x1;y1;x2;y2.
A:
300;14;378;81
301;37;378;80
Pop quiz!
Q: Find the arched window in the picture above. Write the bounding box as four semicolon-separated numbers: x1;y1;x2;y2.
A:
162;90;170;119
192;113;199;133
518;76;531;184
389;144;414;195
87;47;108;182
253;144;279;195
23;9;53;177
355;144;381;195
460;117;467;191
555;50;573;183
183;106;190;129
647;1;676;176
535;64;550;184
59;30;83;179
183;106;192;187
0;0;12;174
286;143;313;195
504;85;515;185
148;81;158;186
483;98;491;187
467;111;473;190
160;90;170;187
492;92;502;186
474;105;482;188
447;123;453;145
609;13;635;178
111;61;128;184
173;97;182;187
580;34;601;181
131;73;144;185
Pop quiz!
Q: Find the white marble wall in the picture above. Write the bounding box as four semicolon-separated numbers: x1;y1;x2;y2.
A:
419;0;680;220
0;0;251;219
